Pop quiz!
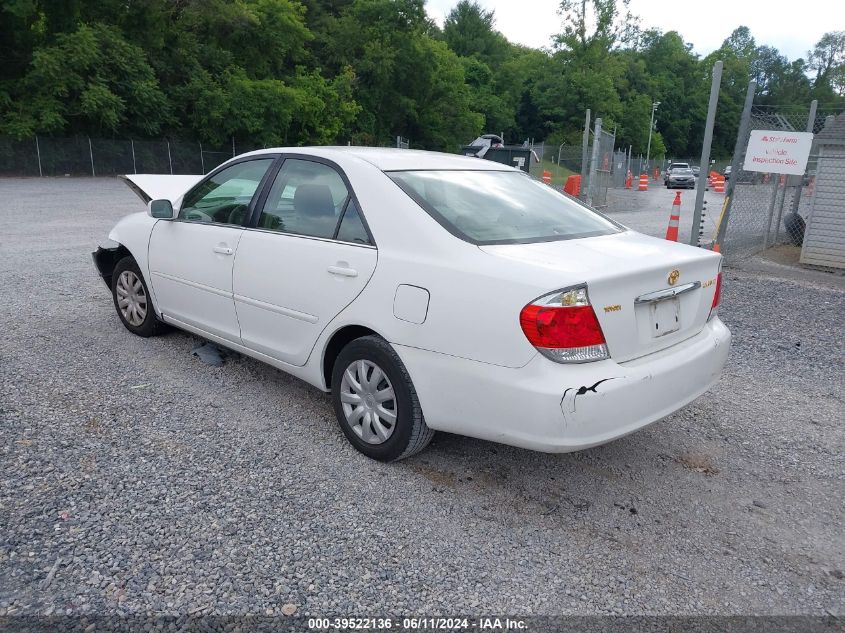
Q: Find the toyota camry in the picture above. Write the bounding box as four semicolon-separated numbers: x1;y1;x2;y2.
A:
93;148;730;461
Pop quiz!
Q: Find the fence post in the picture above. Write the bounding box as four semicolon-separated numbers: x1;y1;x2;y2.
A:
232;136;236;158
199;142;205;174
763;177;781;247
587;117;602;207
779;99;818;241
167;141;173;175
580;109;591;202
714;80;756;252
35;136;43;177
88;137;95;176
691;60;722;246
772;183;789;246
131;139;137;174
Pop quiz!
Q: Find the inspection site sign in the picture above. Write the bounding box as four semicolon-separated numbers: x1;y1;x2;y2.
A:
743;130;813;175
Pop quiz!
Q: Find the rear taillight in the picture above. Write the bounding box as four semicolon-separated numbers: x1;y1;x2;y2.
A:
708;271;723;320
519;285;609;363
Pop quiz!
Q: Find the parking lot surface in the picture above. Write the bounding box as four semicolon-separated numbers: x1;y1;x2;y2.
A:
1;177;843;617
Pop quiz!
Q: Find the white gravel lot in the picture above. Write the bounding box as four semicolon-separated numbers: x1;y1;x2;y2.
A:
1;177;843;618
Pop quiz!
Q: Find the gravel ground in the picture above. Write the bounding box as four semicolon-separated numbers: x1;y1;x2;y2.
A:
1;177;843;618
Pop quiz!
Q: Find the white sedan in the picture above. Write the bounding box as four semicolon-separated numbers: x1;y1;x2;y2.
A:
94;148;731;461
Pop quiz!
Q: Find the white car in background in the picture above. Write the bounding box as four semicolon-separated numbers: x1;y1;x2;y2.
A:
93;148;730;461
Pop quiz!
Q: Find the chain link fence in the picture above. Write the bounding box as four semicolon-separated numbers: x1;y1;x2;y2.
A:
718;105;833;261
585;125;616;209
1;136;270;177
0;133;424;178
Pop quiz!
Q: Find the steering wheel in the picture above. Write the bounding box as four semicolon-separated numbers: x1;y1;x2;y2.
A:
227;204;248;225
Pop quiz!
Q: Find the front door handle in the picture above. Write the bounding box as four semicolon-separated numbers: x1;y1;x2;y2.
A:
328;265;358;278
213;245;233;256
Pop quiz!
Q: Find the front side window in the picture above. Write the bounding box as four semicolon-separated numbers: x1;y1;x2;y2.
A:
179;159;273;224
389;170;621;245
258;159;350;239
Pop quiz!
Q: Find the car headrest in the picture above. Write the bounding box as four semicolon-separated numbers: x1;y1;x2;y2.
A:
294;184;335;218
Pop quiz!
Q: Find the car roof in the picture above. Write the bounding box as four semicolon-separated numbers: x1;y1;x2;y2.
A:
242;146;516;172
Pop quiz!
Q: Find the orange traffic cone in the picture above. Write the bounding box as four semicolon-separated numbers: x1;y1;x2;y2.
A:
638;173;649;191
542;170;552;185
665;191;682;241
625;170;633;189
714;176;725;193
653;167;659;181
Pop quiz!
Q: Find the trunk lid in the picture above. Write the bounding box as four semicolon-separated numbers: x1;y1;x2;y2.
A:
481;231;722;362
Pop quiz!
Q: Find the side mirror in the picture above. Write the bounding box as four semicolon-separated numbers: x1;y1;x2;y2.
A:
148;199;175;219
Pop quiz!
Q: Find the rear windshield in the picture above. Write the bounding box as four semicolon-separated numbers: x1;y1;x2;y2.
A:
388;170;621;245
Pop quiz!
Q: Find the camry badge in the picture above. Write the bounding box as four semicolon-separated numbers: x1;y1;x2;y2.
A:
668;269;680;286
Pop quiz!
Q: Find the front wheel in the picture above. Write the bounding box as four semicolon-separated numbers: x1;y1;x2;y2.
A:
111;256;166;337
331;336;434;461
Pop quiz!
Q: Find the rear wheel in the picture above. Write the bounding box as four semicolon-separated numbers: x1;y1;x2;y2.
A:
331;335;433;461
111;256;166;337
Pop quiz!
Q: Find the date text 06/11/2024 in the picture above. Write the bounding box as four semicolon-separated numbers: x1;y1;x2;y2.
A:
307;617;528;630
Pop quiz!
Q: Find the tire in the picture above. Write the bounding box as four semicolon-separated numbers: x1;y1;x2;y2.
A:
111;256;166;337
331;335;434;461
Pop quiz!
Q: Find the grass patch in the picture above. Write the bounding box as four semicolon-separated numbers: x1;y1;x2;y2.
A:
534;158;576;187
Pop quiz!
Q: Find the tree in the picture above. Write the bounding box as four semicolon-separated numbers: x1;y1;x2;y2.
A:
808;31;845;97
320;0;482;148
1;24;169;138
443;1;509;67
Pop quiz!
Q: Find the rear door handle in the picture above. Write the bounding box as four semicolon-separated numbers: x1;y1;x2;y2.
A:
213;245;233;255
328;266;358;278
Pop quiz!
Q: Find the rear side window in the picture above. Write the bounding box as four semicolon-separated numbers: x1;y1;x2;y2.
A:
389;170;621;245
258;159;349;239
336;199;371;245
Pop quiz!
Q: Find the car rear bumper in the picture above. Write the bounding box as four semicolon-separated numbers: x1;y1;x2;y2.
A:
393;318;731;453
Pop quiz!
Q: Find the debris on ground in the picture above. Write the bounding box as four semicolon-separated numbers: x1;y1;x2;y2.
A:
191;342;234;367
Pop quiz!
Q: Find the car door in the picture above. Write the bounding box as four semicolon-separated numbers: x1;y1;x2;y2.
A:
147;157;276;342
233;157;377;366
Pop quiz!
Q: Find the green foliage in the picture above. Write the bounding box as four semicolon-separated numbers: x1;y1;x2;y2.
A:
1;23;169;137
443;1;510;67
0;0;843;156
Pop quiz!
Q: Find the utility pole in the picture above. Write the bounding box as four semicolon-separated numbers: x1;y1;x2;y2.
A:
645;101;660;171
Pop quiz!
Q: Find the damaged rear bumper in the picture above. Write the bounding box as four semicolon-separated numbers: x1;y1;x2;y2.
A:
392;318;731;453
